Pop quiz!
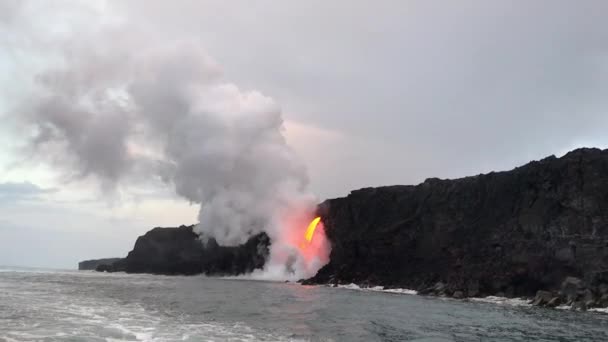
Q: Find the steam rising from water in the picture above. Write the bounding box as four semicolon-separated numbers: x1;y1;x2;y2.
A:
3;1;329;279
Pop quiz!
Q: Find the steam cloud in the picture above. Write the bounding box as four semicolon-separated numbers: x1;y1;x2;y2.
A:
3;1;329;279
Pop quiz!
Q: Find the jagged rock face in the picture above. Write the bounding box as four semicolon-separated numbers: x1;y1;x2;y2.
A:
310;148;608;299
107;226;269;276
78;258;122;271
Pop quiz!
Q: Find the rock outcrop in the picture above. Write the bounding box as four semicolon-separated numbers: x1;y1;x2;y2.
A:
307;148;608;309
86;147;608;310
78;258;122;271
101;225;270;276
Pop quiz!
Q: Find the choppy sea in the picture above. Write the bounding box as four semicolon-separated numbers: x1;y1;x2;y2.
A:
1;267;607;341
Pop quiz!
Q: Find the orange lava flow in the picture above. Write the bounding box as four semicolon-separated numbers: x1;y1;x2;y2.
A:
304;217;321;243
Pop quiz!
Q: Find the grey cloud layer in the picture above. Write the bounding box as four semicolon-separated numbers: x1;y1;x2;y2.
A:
2;0;608;270
3;2;312;246
111;0;608;196
0;181;55;202
3;0;608;212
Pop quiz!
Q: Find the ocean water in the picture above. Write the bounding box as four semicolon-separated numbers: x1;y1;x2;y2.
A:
1;268;607;341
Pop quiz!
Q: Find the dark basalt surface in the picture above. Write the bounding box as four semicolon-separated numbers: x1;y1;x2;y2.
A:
96;225;269;276
306;148;608;309
78;258;122;271
85;147;608;309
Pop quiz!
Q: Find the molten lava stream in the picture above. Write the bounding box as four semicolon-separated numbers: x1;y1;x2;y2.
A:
298;216;323;256
305;217;321;243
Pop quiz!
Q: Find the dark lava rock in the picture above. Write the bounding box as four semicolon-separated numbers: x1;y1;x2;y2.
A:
307;148;608;307
78;258;122;271
572;300;588;311
532;290;553;306
600;294;608;307
452;290;465;299
546;297;561;308
561;277;584;303
102;225;270;276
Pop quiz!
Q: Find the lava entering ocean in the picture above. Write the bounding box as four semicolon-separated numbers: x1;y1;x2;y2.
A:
252;210;330;281
289;214;330;277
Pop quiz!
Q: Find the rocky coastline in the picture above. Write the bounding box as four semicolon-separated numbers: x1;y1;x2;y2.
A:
78;258;122;271
83;148;608;311
92;226;269;276
306;148;608;311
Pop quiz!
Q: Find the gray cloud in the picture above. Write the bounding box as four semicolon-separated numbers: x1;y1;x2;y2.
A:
2;0;608;270
0;0;21;23
6;0;608;199
3;1;324;280
0;181;56;202
110;0;608;197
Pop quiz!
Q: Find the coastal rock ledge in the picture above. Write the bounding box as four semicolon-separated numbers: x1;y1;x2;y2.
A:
78;258;122;271
82;148;608;310
90;226;270;276
306;148;608;310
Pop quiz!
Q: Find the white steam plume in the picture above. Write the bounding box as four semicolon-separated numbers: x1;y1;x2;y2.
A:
2;1;330;279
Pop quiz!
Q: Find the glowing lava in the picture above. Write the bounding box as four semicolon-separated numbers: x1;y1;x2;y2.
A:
262;210;330;280
305;217;321;243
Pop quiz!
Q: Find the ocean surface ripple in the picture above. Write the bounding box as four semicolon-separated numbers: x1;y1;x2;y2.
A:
1;268;607;341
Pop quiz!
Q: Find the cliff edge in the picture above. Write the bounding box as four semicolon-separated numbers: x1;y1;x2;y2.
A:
78;258;122;271
307;148;608;309
95;225;269;276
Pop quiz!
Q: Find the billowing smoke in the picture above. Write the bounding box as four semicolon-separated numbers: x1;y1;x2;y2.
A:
2;1;330;279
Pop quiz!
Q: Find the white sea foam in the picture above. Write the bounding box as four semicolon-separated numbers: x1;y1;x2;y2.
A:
468;296;533;307
335;283;418;295
0;271;297;342
555;305;608;314
334;284;608;314
335;284;541;309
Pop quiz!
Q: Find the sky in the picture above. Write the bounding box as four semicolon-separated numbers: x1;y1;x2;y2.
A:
1;0;608;269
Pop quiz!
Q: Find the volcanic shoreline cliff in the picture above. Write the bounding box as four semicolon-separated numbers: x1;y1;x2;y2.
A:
307;148;608;309
96;226;269;276
78;258;122;271
90;148;608;309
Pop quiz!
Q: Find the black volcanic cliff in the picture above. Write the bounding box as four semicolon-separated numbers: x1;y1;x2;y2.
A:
78;258;122;271
308;148;608;307
99;226;269;276
88;148;608;309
